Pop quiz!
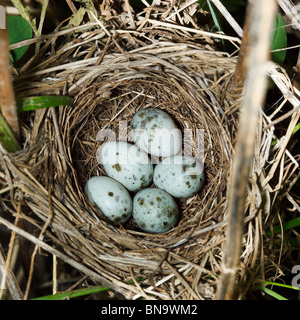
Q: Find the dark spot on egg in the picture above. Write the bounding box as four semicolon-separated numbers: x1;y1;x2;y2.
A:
112;163;121;171
156;197;162;202
191;175;197;180
139;199;144;205
182;164;190;172
108;191;114;197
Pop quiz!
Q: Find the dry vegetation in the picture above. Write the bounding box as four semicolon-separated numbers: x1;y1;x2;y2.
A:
0;0;299;300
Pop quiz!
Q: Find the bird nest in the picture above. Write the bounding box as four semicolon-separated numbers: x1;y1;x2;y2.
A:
1;4;299;300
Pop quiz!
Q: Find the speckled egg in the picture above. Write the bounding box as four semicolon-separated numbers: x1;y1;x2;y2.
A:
85;176;132;224
130;108;182;158
133;188;179;233
153;155;205;198
101;141;153;192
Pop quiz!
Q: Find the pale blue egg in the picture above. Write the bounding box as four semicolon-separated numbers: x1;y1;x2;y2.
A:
130;108;182;158
133;188;178;233
101;141;153;192
153;155;205;198
85;176;132;224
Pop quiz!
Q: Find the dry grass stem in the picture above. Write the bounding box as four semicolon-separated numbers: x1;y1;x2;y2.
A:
210;0;243;37
216;0;278;299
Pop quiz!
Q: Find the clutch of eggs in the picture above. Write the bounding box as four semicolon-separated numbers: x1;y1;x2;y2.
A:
84;108;205;233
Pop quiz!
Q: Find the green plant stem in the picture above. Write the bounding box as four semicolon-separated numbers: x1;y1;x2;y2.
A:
0;112;21;152
31;277;147;300
267;217;300;236
262;281;300;291
31;285;113;300
16;96;73;112
260;284;288;300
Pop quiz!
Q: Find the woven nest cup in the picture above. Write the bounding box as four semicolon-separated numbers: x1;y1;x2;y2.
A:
6;30;278;300
31;43;240;299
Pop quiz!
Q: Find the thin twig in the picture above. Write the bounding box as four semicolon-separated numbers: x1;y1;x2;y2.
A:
146;19;241;43
35;0;49;53
89;11;126;55
124;0;136;29
210;0;243;37
95;36;111;66
65;0;78;14
0;200;22;300
0;244;23;300
8;22;99;51
277;0;300;30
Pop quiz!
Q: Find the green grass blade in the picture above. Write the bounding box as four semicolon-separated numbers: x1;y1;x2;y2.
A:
31;277;147;300
271;13;287;66
206;0;226;49
292;122;300;135
31;285;112;300
16;96;73;112
262;281;300;291
266;217;300;236
0;112;21;153
206;0;223;32
260;284;288;300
